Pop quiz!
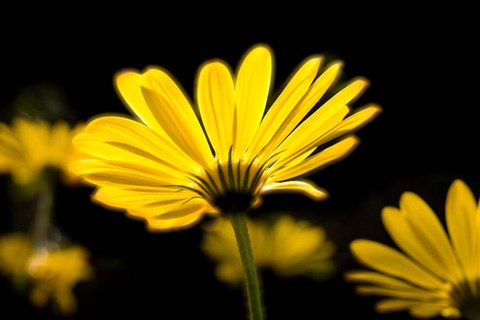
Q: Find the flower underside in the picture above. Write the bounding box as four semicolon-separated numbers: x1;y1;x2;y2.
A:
190;149;269;212
72;43;382;231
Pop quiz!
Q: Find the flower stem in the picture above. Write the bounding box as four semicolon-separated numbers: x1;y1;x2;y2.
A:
229;211;264;320
31;174;55;247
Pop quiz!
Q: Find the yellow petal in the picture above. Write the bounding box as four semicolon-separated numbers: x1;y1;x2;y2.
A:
355;285;443;301
277;78;368;160
375;299;418;313
197;61;235;162
248;56;325;157
77;162;184;189
261;180;328;200
321;103;382;142
345;270;422;290
410;304;451;318
93;187;199;211
254;62;344;161
382;206;460;283
141;209;206;232
141;86;212;168
376;299;448;318
271;106;349;170
48;121;71;167
234;44;272;159
15;118;49;168
445;179;478;288
350;240;444;289
74;116;199;174
400;192;461;281
272;135;359;181
115;70;166;133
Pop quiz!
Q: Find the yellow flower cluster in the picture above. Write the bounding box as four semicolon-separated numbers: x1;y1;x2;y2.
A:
0;233;93;315
201;214;336;285
0;117;85;185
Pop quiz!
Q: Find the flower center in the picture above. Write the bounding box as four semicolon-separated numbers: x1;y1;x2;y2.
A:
445;279;480;319
190;156;269;213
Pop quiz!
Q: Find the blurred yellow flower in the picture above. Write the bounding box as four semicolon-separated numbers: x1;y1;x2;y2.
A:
0;117;85;185
201;214;336;285
0;232;93;315
73;43;381;231
345;179;480;319
0;232;31;276
27;245;93;315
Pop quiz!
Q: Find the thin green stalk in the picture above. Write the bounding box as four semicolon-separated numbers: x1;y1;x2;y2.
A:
30;174;55;247
229;211;264;320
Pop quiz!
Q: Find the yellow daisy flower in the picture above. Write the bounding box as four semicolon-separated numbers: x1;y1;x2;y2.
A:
0;232;93;315
0;117;86;185
27;245;93;315
0;232;32;277
73;43;381;231
345;179;480;319
201;214;336;285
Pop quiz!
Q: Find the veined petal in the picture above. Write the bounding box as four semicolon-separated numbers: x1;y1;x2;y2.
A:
73;139;188;182
382;206;461;283
93;187;199;211
346;270;424;290
254;62;344;161
275;78;368;162
141;87;212;168
197;61;235;162
446;179;478;289
234;45;272;159
139;208;207;232
321;103;382;142
271;106;349;170
355;285;445;301
248;56;325;157
74;116;199;174
271;135;359;181
261;180;328;201
75;159;186;188
350;240;444;289
115;70;166;133
400;192;461;281
125;197;207;218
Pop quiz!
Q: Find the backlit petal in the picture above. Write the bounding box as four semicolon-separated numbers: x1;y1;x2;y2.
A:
115;70;165;133
248;56;325;157
400;192;460;281
350;240;444;289
73;116;199;174
382;207;460;283
234;45;272;159
261;180;328;200
445;179;478;290
272;136;359;181
141;86;212;168
197;61;235;162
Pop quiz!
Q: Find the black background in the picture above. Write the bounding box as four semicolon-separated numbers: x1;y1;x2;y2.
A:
1;9;480;320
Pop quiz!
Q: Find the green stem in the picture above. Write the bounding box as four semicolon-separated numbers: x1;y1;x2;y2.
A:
229;211;264;320
30;174;55;247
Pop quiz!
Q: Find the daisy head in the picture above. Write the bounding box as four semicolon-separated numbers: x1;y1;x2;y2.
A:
0;117;85;186
73;43;381;231
346;179;480;319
